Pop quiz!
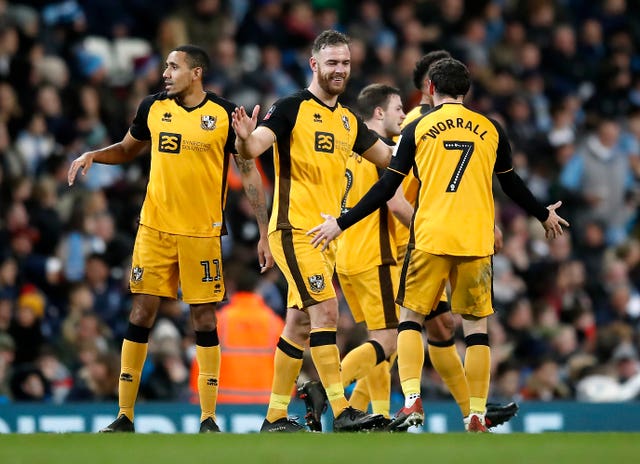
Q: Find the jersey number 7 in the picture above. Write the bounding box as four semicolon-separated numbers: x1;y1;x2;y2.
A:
444;140;474;193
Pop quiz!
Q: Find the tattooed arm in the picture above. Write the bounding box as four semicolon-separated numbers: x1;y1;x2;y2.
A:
233;154;274;273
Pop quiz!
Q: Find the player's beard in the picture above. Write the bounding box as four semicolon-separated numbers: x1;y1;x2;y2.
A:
317;69;349;96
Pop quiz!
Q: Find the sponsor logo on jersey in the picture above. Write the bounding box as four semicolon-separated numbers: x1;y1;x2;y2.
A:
313;113;322;123
314;131;334;153
341;115;350;131
120;373;134;382
201;115;217;130
264;105;275;120
162;112;172;122
131;266;144;282
308;274;325;293
158;132;182;153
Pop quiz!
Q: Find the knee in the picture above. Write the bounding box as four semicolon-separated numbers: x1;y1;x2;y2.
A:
283;321;310;346
129;306;156;328
190;304;217;332
425;313;455;342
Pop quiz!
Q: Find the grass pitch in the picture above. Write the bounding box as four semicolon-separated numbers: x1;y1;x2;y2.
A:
0;432;637;464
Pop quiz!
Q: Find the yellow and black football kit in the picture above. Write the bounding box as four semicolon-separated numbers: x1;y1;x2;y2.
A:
336;102;548;316
394;104;431;259
260;89;377;309
128;91;236;303
336;140;399;330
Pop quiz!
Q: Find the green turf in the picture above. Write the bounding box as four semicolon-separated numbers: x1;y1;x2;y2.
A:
0;433;637;464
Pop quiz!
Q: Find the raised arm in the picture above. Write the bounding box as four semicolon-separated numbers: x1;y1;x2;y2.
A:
232;105;277;160
233;154;274;273
68;131;148;186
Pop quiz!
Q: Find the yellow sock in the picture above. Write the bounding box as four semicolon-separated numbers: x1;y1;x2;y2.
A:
118;339;148;421
341;342;378;387
266;336;304;423
428;342;470;417
309;329;349;416
397;328;424;397
196;344;220;422
349;378;370;411
465;344;491;414
367;360;391;418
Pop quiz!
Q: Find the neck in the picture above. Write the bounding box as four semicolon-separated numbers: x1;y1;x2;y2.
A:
177;87;206;108
432;95;463;107
308;82;339;107
365;119;388;139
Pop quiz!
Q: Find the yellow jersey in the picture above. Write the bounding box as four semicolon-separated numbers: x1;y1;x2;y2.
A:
130;91;236;237
259;90;378;234
391;102;508;257
335;139;396;275
393;104;431;248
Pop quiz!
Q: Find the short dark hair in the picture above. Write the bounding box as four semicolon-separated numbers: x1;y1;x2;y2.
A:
173;44;210;75
412;50;452;90
427;58;470;98
312;30;350;55
356;83;401;120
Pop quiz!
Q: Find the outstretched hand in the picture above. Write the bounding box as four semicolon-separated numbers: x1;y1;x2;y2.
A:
67;152;95;186
231;105;260;141
542;201;570;239
307;213;343;251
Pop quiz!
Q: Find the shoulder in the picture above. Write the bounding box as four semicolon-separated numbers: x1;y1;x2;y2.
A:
137;92;168;110
146;91;170;104
262;90;308;122
205;91;237;115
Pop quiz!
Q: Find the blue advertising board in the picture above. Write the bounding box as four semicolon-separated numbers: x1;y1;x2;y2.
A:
1;400;639;433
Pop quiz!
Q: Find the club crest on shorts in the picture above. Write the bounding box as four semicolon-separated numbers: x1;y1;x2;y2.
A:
201;115;217;130
131;266;144;282
308;274;325;293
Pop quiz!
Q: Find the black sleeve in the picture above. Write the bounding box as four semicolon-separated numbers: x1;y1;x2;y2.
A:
352;113;379;155
389;119;419;175
497;170;549;222
490;117;514;173
259;94;299;142
336;169;405;230
129;94;155;141
490;117;549;221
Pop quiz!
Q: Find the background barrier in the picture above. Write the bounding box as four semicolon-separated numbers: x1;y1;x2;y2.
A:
1;400;639;433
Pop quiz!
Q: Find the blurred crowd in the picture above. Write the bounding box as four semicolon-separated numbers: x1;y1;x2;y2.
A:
2;0;640;406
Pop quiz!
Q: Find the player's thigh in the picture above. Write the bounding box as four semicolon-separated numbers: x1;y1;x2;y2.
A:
339;265;399;330
450;255;494;318
130;225;179;298
269;229;336;309
396;248;449;316
177;234;225;304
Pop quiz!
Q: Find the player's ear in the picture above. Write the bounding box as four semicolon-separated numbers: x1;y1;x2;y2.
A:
309;55;318;73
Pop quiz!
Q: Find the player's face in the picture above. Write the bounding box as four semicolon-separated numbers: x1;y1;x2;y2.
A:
382;94;406;137
314;44;350;96
163;51;197;98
